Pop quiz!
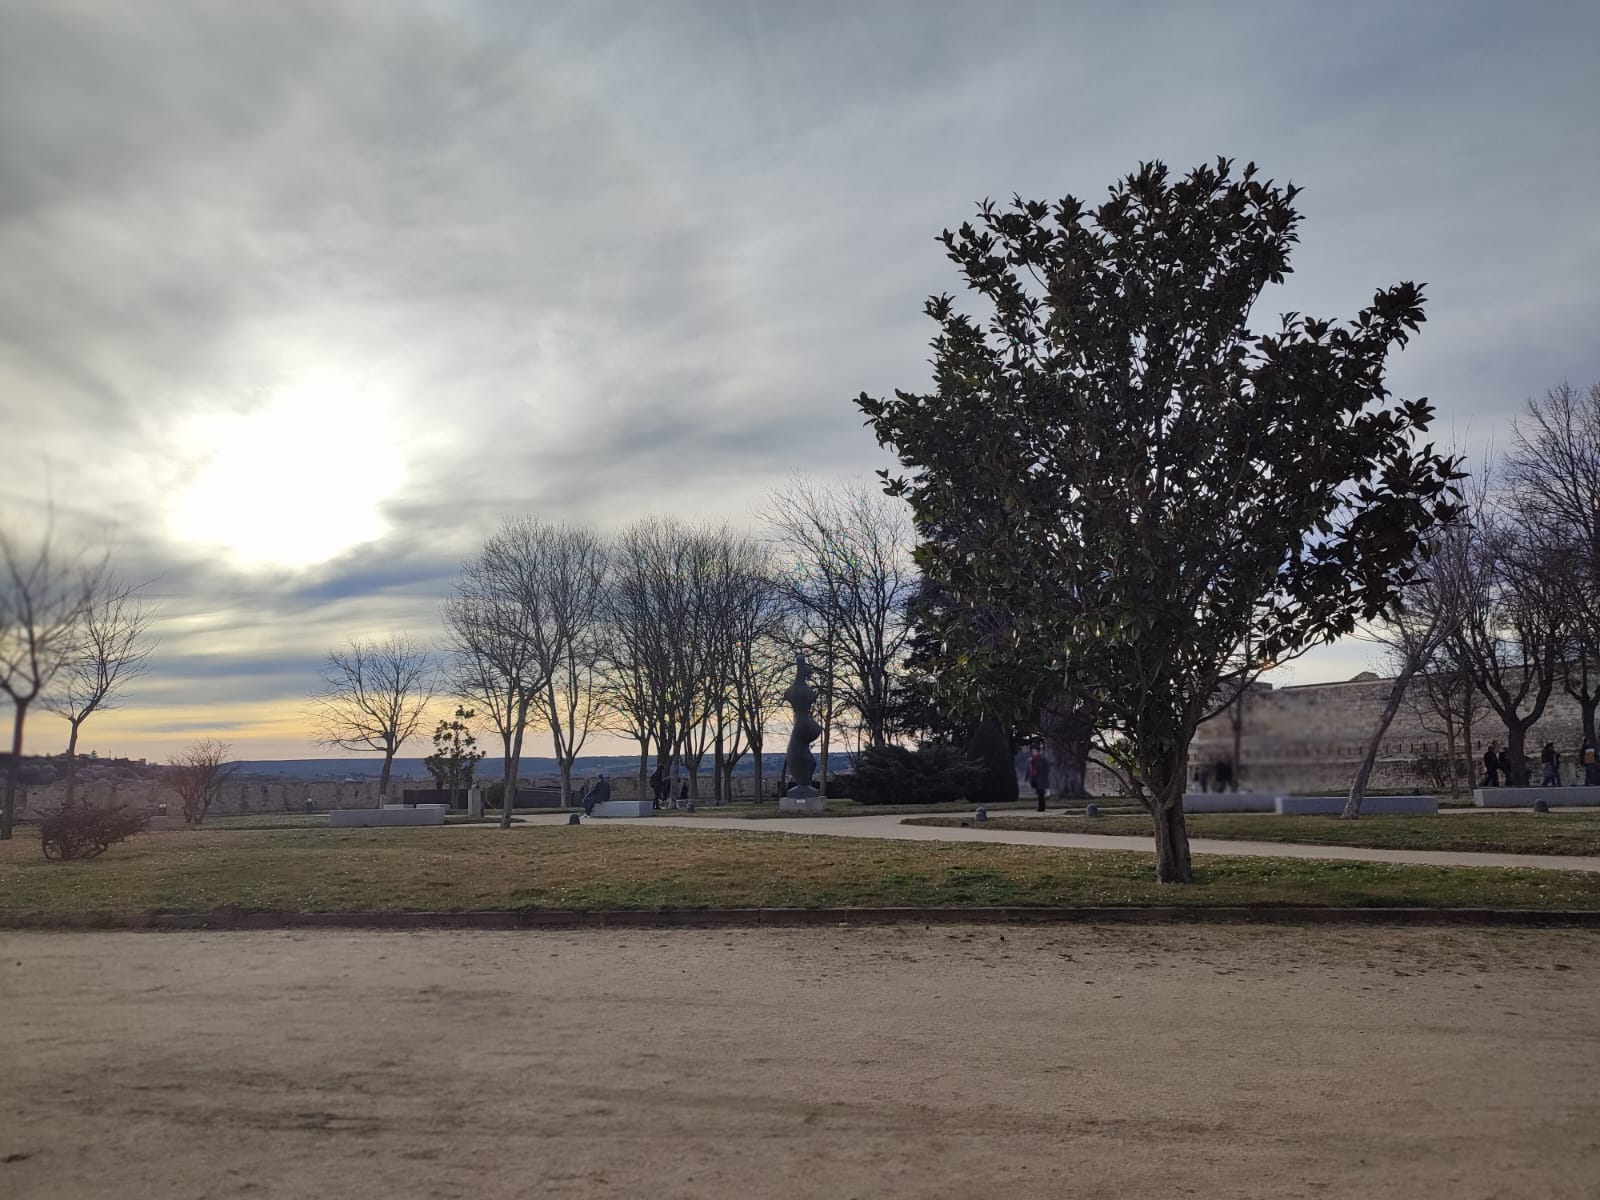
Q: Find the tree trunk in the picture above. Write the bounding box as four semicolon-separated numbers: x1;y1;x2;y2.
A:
713;722;725;806
500;698;528;830
1230;698;1244;791
1444;723;1460;799
558;760;572;808
1462;701;1475;796
1342;664;1417;818
1040;702;1091;799
1152;799;1192;884
1580;695;1598;746
637;740;650;807
2;699;29;840
378;748;395;804
751;739;765;804
64;718;83;810
1505;724;1531;788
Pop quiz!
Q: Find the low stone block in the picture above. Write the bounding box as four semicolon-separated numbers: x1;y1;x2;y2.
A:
779;794;828;815
1182;792;1280;813
1475;786;1600;808
1276;795;1438;816
590;800;654;818
328;808;447;827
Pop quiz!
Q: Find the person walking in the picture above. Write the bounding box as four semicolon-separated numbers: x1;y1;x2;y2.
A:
1214;758;1234;793
1481;745;1501;788
1027;749;1051;812
1580;738;1600;787
1540;742;1560;787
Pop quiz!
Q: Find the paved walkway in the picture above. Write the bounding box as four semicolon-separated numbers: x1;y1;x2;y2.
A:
519;811;1600;873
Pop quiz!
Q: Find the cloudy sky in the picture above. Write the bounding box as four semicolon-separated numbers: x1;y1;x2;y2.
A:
3;0;1597;762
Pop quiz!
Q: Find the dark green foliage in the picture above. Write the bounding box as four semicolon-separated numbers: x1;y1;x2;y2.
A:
852;744;986;805
857;158;1461;881
40;804;148;860
423;707;486;799
824;772;855;799
964;718;1020;805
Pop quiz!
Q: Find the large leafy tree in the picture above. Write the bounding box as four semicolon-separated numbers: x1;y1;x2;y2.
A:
858;159;1459;882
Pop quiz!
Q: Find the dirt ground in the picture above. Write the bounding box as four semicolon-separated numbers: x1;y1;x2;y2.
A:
2;925;1597;1199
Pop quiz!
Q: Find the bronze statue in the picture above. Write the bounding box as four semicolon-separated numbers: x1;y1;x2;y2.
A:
783;653;822;797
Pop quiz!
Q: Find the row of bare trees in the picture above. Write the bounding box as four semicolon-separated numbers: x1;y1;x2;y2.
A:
409;484;917;826
1346;381;1600;810
301;483;916;823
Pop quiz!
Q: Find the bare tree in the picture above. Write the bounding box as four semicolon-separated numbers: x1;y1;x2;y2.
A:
444;523;561;829
0;521;108;839
1342;520;1470;817
309;634;436;802
766;480;918;752
1505;381;1600;742
168;738;237;825
1452;469;1561;788
701;533;784;804
44;581;157;808
1404;649;1490;797
727;566;793;803
533;525;610;807
600;519;708;806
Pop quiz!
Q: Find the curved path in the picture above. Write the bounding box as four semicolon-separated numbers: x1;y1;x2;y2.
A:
521;810;1600;873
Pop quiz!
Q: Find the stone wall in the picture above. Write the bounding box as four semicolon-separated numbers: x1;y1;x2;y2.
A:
1188;673;1588;795
16;777;400;819
14;769;787;818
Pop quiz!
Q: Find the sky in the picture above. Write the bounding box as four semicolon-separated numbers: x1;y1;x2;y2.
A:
2;0;1598;762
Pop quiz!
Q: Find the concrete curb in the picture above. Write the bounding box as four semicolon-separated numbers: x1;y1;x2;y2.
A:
2;905;1599;932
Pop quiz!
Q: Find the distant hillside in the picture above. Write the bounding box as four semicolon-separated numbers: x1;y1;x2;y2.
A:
235;753;858;781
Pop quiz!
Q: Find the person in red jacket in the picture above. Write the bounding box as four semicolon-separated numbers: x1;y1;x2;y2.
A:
1026;749;1051;812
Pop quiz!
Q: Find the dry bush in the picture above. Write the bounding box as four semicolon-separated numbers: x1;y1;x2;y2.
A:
39;804;148;860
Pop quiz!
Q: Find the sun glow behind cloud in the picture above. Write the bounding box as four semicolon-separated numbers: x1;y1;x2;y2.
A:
168;370;403;570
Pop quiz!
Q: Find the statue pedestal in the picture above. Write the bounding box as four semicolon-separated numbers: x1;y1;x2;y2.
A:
779;790;826;815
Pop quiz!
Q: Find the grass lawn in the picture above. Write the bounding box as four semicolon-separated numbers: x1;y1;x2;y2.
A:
1;823;1597;914
200;813;524;830
905;811;1600;856
690;798;1054;819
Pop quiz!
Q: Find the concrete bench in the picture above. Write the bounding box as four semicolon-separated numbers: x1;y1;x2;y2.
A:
589;800;653;818
1276;795;1438;816
329;808;447;827
1183;792;1280;813
1475;786;1600;808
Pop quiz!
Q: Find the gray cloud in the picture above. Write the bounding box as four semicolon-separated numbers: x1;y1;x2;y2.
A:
3;0;1597;754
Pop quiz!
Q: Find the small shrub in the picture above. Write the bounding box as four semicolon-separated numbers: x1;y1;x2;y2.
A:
824;772;855;799
40;805;149;861
853;744;986;805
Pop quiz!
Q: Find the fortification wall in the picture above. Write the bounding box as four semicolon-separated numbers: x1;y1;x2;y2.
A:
13;768;785;818
1188;674;1588;794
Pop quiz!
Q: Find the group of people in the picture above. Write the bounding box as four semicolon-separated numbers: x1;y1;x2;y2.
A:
1481;740;1600;788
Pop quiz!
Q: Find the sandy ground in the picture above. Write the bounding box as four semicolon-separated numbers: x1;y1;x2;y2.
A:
2;926;1598;1199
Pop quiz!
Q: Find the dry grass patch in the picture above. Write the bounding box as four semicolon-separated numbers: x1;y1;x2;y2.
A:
1;823;1597;914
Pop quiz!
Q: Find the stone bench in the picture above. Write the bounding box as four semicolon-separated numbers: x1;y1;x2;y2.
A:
329;808;447;828
1474;786;1600;808
1276;795;1438;816
1182;792;1280;813
589;800;654;818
